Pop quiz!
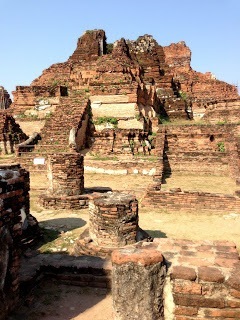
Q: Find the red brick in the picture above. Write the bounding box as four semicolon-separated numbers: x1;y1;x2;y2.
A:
174;294;225;308
215;252;239;259
170;266;197;281
225;299;240;308
201;283;222;296
179;250;197;257
197;245;214;252
204;308;240;318
214;258;239;268
198;266;225;283
178;256;211;267
175;305;198;316
174;280;202;295
175;317;196;320
226;268;240;291
230;289;240;299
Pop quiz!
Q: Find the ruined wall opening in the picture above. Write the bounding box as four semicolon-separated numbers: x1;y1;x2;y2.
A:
60;86;68;96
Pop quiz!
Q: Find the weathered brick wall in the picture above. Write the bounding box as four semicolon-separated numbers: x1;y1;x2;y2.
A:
88;192;138;248
163;41;239;102
73;192;151;258
90;128;155;156
12;86;62;114
163;41;192;73
0;164;30;319
158;238;240;320
39;193;89;210
161;124;237;176
35;97;89;152
202;99;240;124
69;29;106;61
85;158;157;176
142;189;240;212
31;62;72;87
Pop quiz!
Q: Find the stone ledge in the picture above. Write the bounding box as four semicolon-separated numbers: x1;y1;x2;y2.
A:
112;246;164;266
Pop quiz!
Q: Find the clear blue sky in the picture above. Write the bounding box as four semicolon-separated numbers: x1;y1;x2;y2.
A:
1;0;239;98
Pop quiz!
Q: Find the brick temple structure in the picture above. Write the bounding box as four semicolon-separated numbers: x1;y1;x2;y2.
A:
0;30;238;174
0;28;238;212
0;29;240;319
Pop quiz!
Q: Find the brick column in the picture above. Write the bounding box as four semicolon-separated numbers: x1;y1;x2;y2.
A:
89;192;138;247
47;153;84;196
111;245;167;320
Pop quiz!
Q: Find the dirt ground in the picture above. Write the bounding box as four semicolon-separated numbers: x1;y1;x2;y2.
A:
10;171;240;319
31;172;240;251
9;279;113;320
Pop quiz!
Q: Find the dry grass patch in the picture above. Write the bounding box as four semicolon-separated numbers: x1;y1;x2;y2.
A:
139;207;240;252
162;172;236;194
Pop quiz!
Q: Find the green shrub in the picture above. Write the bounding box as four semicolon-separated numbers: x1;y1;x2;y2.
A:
217;141;225;152
94;117;118;126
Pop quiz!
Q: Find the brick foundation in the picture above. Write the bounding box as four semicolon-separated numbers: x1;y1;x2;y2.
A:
110;239;240;320
157;238;240;320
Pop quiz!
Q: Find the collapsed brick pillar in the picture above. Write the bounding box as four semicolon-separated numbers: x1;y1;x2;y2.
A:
47;153;84;196
73;192;151;257
111;245;167;320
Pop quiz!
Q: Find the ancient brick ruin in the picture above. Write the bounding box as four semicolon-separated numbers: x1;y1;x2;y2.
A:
0;164;31;318
112;246;166;319
73;192;151;257
0;29;240;319
0;87;11;110
111;239;240;320
0;29;237;184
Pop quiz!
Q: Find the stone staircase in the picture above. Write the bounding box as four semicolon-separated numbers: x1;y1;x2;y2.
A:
16;95;89;168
